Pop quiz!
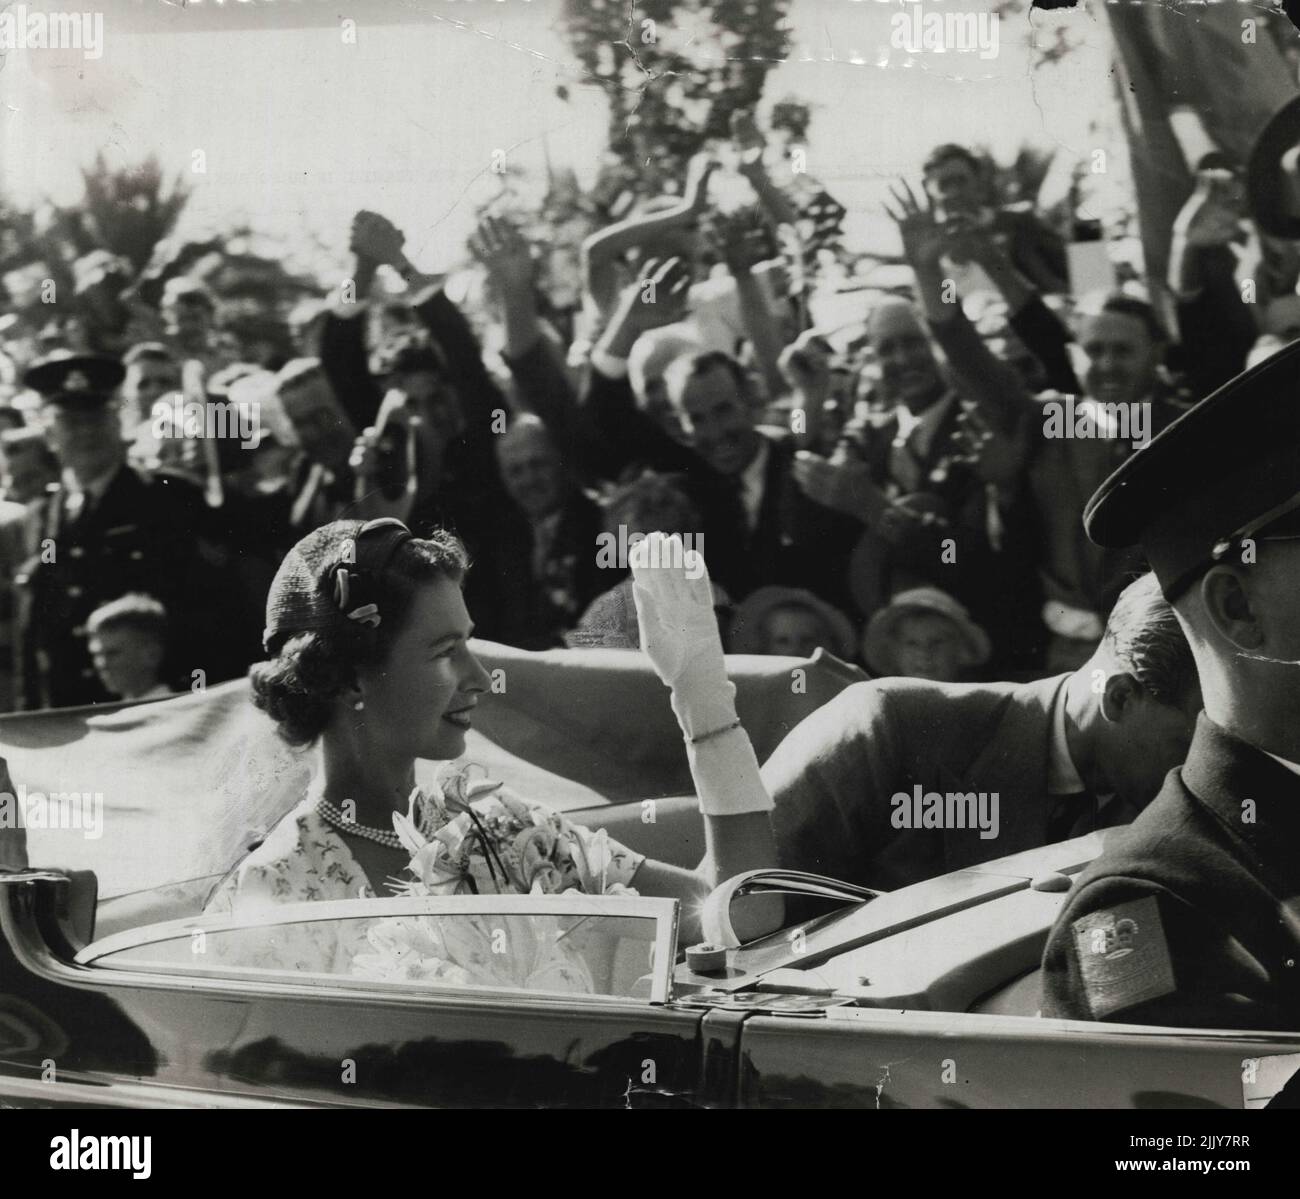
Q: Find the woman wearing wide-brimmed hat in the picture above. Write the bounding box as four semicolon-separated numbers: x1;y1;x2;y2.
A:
861;586;991;682
729;585;858;662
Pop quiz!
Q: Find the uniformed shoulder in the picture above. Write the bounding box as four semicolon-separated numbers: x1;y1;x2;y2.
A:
1044;875;1182;1021
1068;772;1245;902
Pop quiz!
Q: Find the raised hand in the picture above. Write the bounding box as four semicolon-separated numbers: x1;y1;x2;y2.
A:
630;533;776;874
600;256;693;359
469;215;534;294
682;154;720;214
630;532;719;690
630;531;737;742
350;210;407;268
779;330;834;392
883;179;947;272
1172;168;1244;249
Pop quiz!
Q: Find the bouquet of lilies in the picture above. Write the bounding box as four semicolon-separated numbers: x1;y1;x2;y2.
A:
349;769;635;991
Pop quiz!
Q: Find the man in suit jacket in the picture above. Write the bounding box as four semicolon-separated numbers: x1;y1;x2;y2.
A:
795;295;1044;668
1041;341;1300;1030
477;414;604;649
317;210;540;645
921;143;1068;294
581;265;861;611
765;573;1200;891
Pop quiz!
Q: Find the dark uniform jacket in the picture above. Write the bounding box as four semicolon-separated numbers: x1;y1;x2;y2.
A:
15;464;210;709
1041;714;1300;1031
766;673;1110;891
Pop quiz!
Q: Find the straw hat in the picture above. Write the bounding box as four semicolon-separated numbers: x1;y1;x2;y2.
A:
730;585;857;660
861;586;991;675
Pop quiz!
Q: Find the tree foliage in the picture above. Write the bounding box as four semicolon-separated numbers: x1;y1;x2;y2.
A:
560;0;793;217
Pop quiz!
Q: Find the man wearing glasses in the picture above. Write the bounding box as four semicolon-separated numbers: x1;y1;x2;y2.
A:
1041;340;1300;1030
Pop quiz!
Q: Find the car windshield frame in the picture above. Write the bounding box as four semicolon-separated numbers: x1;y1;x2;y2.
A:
74;893;681;1006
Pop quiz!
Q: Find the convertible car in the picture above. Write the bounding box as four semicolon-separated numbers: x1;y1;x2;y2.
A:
4;830;1300;1109
2;646;1297;1108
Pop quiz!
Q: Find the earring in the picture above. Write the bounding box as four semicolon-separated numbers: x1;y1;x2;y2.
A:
353;700;365;711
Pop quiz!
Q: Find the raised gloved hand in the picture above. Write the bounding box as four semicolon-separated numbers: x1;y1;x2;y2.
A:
630;532;731;738
631;533;772;818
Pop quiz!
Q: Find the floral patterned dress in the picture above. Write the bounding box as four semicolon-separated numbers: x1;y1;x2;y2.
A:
203;770;645;989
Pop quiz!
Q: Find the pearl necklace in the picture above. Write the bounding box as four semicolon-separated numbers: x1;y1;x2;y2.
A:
315;798;403;849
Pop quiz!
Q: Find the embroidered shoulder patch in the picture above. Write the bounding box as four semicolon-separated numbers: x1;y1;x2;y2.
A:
1070;895;1176;1019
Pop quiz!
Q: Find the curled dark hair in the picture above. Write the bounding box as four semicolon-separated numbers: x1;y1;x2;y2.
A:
251;523;467;746
1097;293;1168;345
922;143;984;179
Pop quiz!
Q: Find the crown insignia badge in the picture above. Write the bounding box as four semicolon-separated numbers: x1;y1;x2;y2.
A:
1101;916;1140;959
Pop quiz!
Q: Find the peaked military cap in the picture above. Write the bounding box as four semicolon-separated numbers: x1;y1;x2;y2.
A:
23;351;125;407
1084;339;1300;601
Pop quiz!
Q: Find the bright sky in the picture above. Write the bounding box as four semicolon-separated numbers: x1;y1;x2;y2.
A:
0;0;1116;274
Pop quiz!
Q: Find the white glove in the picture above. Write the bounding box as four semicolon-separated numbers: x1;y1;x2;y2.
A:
630;532;732;736
631;533;772;817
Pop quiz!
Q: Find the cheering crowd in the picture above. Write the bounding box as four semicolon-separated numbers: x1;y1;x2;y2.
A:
0;119;1285;714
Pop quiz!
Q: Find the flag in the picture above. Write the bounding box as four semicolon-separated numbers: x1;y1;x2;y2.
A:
1105;3;1299;288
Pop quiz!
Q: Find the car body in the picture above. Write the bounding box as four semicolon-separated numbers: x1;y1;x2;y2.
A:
3;824;1298;1109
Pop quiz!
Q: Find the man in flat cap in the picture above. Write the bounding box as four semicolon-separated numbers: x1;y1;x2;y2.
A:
14;352;212;709
1041;340;1300;1030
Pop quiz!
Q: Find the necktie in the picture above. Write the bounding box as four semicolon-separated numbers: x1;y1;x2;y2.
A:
890;414;926;493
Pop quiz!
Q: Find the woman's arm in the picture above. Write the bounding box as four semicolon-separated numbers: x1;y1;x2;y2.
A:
581;157;717;322
626;532;784;945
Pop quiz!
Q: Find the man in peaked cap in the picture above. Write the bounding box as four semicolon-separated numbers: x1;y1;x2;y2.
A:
1041;339;1300;1030
14;351;217;710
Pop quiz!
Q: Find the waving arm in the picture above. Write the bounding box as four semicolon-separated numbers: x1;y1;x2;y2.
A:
627;533;783;944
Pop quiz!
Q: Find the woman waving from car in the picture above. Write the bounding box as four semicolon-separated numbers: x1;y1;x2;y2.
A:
205;519;780;973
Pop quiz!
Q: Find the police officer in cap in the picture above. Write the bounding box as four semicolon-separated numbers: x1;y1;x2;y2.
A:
1041;339;1300;1030
16;351;209;709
